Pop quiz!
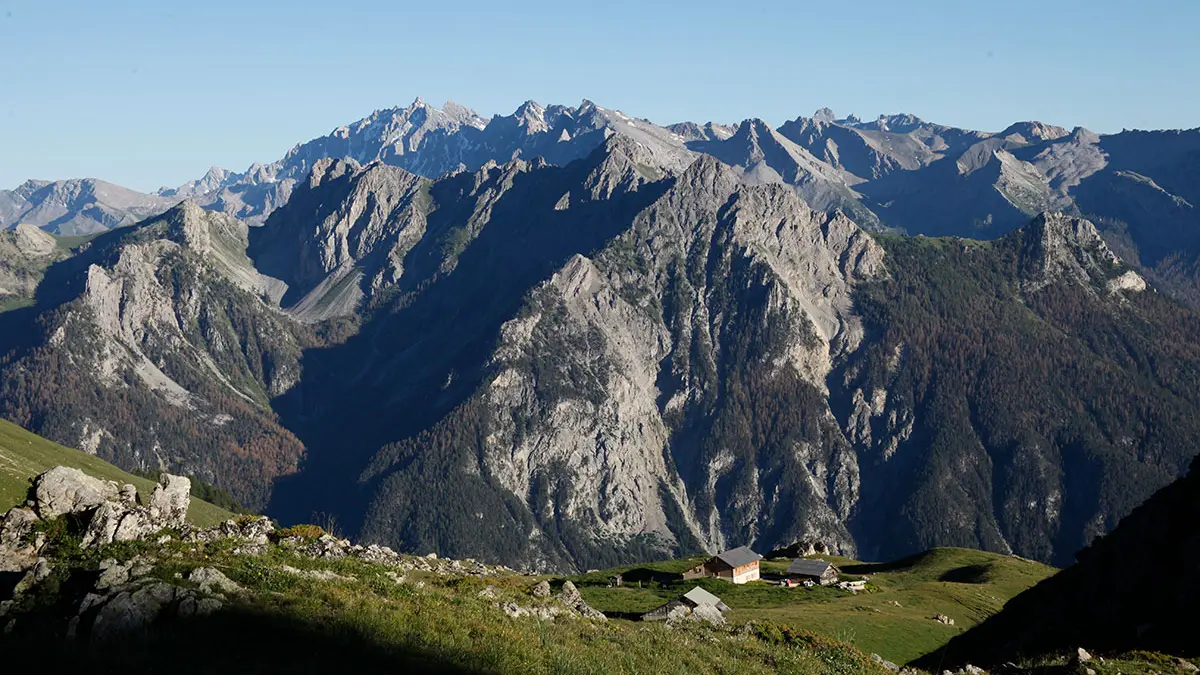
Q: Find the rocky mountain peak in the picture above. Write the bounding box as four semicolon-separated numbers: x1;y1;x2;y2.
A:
579;134;669;200
653;154;743;216
442;99;488;129
858;113;926;133
667;121;737;143
158;166;236;199
1;178;173;235
512;100;548;133
812;107;837;124
998;121;1070;143
1016;212;1143;292
726;119;783;163
1024;212;1112;257
1069;126;1102;144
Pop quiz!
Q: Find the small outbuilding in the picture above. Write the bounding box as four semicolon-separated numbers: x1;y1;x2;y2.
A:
683;546;763;584
787;559;839;586
641;586;731;621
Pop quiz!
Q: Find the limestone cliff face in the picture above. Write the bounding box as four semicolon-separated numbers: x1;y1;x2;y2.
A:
1017;212;1145;294
0;202;307;508
449;156;884;566
249;159;432;321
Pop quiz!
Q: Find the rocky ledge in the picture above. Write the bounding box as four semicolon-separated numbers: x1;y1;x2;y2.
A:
0;466;603;640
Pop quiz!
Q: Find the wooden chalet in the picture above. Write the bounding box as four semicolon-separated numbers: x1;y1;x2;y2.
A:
683;545;763;584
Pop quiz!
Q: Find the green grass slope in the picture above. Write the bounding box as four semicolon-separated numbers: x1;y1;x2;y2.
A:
918;454;1200;670
571;547;1055;665
0;418;233;526
3;529;892;675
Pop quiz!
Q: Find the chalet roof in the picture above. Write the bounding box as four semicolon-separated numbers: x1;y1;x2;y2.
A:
787;559;834;577
714;546;762;569
682;586;724;607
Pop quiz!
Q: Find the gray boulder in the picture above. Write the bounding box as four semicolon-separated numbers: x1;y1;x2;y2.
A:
33;467;119;519
11;557;53;597
686;603;726;627
872;654;900;672
530;580;551;598
188;567;243;596
90;581;182;639
148;474;191;527
0;507;37;547
95;556;154;591
558;580;582;606
556;581;607;621
239;516;274;544
118;484;139;506
0;507;40;572
301;534;348;559
80;502;159;548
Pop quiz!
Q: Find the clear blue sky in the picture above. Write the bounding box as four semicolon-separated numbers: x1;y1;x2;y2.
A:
2;0;1197;192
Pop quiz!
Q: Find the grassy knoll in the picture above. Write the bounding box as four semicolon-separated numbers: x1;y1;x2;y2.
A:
571;547;1056;665
0;417;233;526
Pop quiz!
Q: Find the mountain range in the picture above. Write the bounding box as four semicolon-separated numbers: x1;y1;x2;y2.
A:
1;97;1198;572
6;98;1198;306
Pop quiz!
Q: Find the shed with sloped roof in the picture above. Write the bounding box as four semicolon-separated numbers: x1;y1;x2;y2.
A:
786;558;839;585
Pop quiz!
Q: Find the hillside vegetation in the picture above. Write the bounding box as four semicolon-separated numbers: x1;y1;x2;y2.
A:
571;547;1055;664
0;418;233;526
0;493;893;675
843;224;1200;565
3;460;1196;675
919;454;1200;670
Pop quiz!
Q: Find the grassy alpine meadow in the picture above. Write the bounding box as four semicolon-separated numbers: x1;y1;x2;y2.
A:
0;418;234;526
3;525;894;675
571;547;1057;665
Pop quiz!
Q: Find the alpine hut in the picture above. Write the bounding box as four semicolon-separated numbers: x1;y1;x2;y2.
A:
786;559;839;586
641;586;731;621
682;546;763;584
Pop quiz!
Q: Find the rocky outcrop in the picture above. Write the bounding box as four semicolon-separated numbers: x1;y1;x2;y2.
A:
147;473;191;527
530;580;551;598
188;567;243;597
495;580;607;623
668;603;726;628
0;508;40;572
556;581;607;621
32;467;120;519
0;200;307;510
1;468;194;560
1017;212;1133;292
79;576;224;640
81;474;192;547
768;540;832;559
469;155;881;564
